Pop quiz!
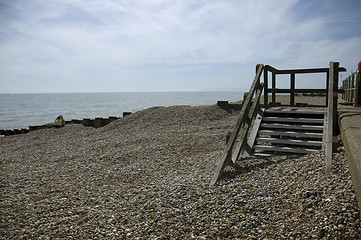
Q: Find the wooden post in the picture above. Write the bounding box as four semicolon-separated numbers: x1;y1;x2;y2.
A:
290;73;295;106
123;112;132;117
272;72;276;105
326;62;339;175
264;67;268;108
345;77;348;102
350;76;352;102
346;77;350;102
344;78;347;102
82;118;91;127
94;118;103;128
71;119;82;124
5;130;13;136
326;71;329;107
348;76;351;103
350;74;355;103
355;72;361;106
109;116;118;122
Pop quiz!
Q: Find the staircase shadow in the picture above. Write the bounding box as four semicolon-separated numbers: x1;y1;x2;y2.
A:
221;154;299;182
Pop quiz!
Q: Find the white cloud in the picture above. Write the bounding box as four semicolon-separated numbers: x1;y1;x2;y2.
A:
0;0;360;92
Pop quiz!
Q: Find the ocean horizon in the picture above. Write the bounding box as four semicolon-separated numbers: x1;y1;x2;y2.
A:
0;91;245;130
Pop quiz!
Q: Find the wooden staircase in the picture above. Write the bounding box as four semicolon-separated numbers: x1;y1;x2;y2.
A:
210;62;343;185
249;107;326;155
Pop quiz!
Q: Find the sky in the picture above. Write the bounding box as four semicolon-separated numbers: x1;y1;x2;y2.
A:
0;0;361;93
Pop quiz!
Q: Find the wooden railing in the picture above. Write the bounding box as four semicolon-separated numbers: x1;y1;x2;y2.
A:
341;70;361;106
210;64;264;185
263;65;346;108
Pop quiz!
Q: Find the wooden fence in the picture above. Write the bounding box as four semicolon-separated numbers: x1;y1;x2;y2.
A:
341;70;361;106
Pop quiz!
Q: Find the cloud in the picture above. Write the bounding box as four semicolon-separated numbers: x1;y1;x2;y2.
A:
0;0;360;92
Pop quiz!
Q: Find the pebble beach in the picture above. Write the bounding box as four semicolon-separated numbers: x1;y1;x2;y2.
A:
1;95;360;239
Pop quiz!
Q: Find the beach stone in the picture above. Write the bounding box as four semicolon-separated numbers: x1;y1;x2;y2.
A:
0;99;360;239
316;229;326;238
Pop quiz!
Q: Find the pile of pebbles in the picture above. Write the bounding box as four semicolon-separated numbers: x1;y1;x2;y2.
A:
0;104;359;239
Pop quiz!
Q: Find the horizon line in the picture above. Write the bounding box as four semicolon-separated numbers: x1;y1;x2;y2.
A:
0;89;247;94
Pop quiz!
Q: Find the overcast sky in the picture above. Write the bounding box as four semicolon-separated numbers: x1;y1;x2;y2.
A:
1;0;360;93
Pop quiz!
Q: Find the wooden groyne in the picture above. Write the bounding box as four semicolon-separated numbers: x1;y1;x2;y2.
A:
0;112;132;137
71;116;119;128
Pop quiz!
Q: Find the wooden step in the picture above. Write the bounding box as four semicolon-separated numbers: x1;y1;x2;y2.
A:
256;137;322;147
258;129;323;139
246;107;326;156
262;117;324;124
253;145;319;154
264;108;326;115
260;123;324;131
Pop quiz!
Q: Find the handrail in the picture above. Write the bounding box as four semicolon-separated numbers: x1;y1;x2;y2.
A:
210;64;264;185
265;65;346;74
263;65;346;108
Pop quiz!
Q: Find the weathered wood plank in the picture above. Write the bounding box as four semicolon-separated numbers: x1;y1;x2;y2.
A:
262;117;324;124
253;145;319;154
258;129;323;139
264;108;326;115
260;123;323;131
269;89;327;94
256;137;322;147
243;109;264;157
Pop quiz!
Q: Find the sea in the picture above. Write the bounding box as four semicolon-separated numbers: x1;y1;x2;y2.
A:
0;91;245;130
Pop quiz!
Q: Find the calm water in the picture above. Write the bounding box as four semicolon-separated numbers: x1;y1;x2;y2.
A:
0;91;245;130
